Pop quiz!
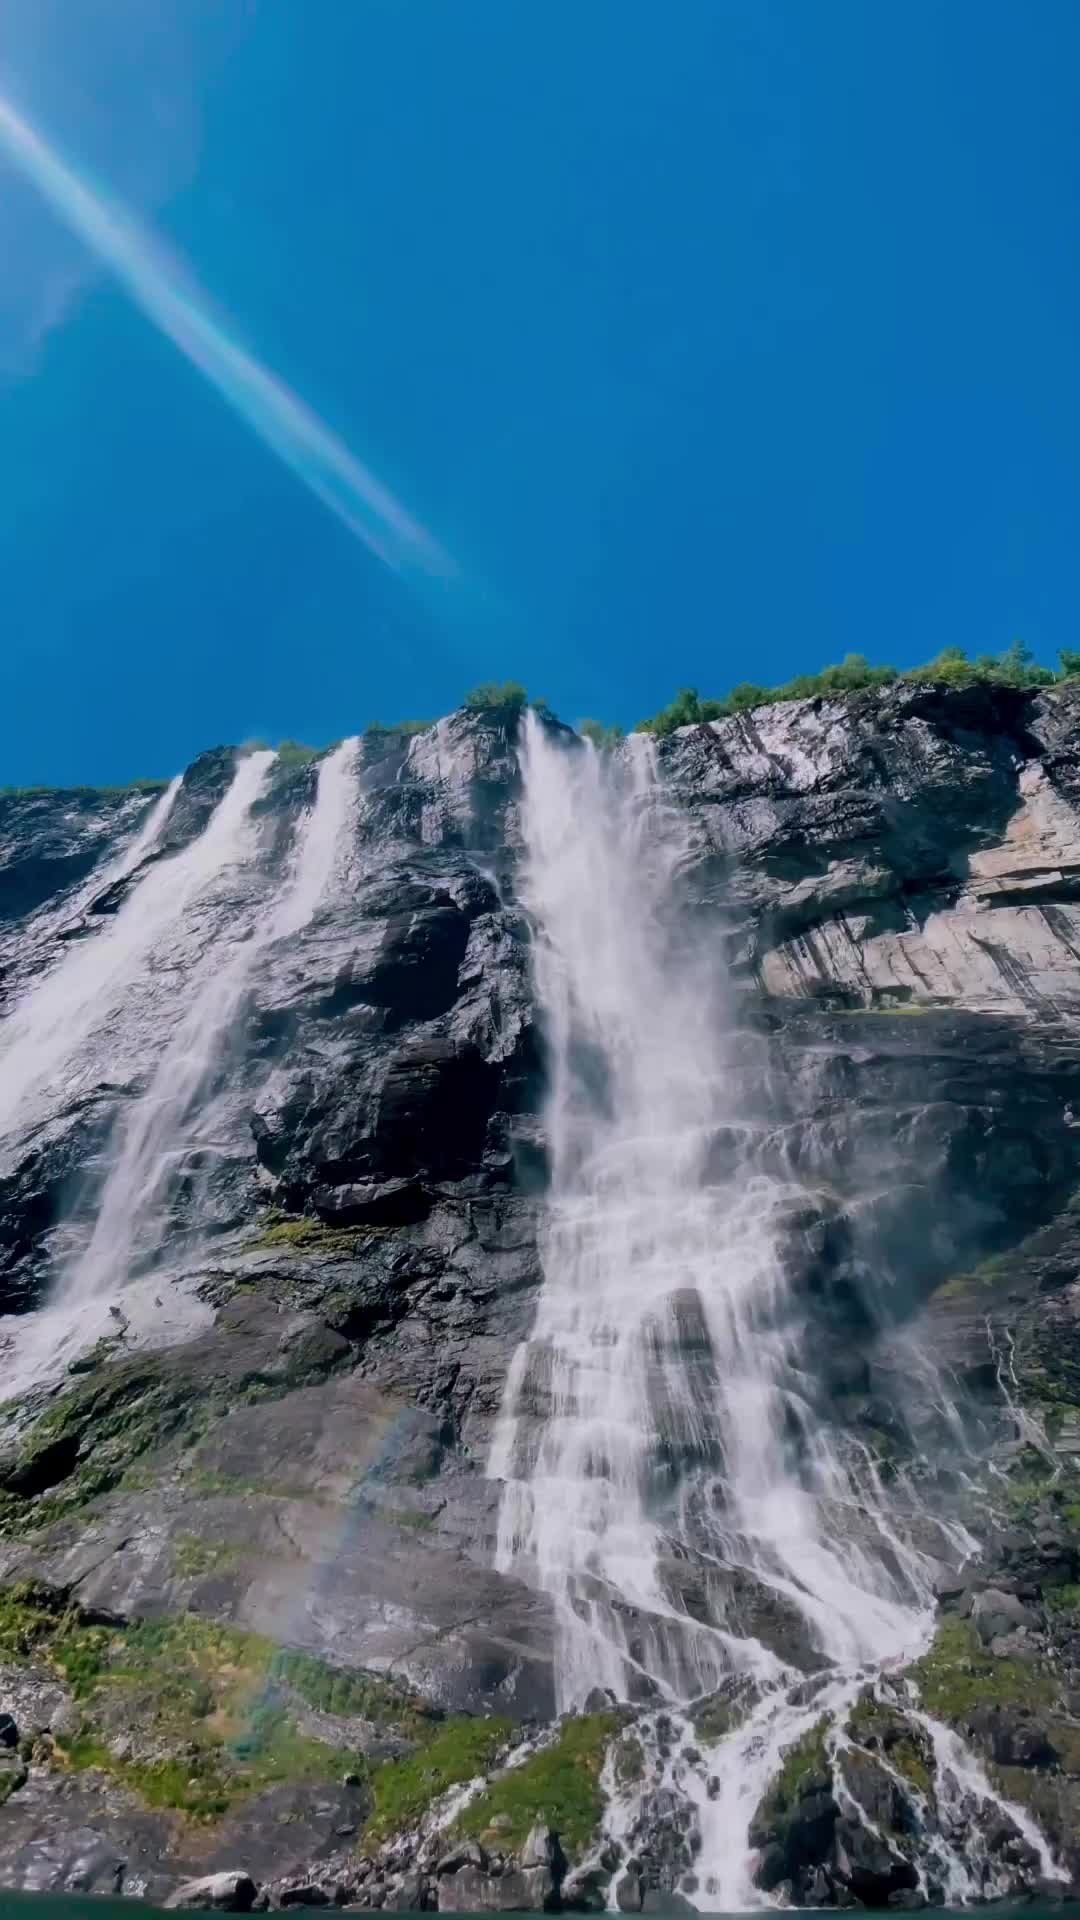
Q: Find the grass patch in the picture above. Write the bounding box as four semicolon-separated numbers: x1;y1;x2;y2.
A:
172;1535;243;1579
365;1715;511;1845
770;1717;830;1809
832;1003;930;1018
0;1583;446;1822
1044;1583;1080;1615
0;779;168;799
274;1648;433;1738
454;1714;619;1858
749;1718;830;1848
845;1694;933;1795
0;1357;207;1539
364;720;434;742
932;1252;1014;1304
250;1213;378;1255
385;1508;436;1533
906;1616;1056;1720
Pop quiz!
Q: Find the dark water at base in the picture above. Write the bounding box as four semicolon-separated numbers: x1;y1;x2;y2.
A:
3;1903;1080;1920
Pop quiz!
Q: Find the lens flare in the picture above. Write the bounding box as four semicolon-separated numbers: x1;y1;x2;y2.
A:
0;94;452;578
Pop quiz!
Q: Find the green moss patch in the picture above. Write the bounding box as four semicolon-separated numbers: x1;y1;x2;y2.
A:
0;1357;204;1538
749;1717;831;1849
770;1717;830;1811
385;1507;436;1532
1044;1583;1080;1616
0;1582;439;1823
906;1617;1056;1721
932;1253;1014;1304
250;1214;379;1255
172;1535;243;1579
845;1695;933;1795
364;1715;512;1845
454;1713;619;1858
274;1648;434;1738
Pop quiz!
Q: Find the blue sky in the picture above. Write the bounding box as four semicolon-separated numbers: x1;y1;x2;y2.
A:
1;0;1078;785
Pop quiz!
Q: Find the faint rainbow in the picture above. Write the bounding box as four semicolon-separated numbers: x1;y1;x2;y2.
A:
0;94;453;579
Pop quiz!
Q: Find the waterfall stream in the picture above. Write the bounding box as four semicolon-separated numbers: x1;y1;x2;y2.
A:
0;753;273;1144
491;712;1061;1908
66;736;359;1302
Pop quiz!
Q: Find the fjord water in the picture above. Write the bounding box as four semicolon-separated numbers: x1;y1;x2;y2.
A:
492;712;1058;1909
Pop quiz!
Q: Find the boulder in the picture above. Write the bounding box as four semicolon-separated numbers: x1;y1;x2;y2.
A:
971;1587;1041;1643
832;1817;919;1904
437;1864;548;1911
616;1870;644;1911
164;1872;258;1912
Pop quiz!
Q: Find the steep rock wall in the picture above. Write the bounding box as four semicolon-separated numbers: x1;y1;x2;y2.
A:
0;688;1079;1905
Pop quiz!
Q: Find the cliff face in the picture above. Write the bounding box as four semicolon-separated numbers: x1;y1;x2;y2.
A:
1;687;1080;1909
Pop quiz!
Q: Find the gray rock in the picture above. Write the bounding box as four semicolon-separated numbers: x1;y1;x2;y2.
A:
616;1870;644;1912
164;1872;259;1911
383;1872;426;1911
437;1864;547;1911
971;1587;1041;1643
832;1817;919;1904
436;1839;487;1875
519;1820;559;1869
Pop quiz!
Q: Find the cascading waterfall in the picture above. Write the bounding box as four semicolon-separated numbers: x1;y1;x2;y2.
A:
0;752;273;1143
65;736;360;1303
0;751;279;1396
491;712;1061;1908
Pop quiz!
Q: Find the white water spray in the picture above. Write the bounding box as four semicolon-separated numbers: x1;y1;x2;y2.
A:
0;754;273;1143
492;716;926;1701
491;713;1059;1907
65;738;359;1301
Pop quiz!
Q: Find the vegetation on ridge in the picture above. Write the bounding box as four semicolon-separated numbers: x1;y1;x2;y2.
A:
0;777;169;799
634;641;1080;737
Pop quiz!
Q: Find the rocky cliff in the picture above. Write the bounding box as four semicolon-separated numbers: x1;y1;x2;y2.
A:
1;685;1080;1910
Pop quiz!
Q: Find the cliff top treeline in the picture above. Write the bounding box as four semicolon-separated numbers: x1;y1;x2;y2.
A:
631;639;1080;737
5;649;1079;797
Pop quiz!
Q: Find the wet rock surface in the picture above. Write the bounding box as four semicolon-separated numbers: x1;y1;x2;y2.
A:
4;689;1080;1902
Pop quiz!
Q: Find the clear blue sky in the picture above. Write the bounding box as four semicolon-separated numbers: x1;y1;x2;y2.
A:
1;0;1078;785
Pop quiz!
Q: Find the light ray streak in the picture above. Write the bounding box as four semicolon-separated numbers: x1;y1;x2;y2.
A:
0;94;451;577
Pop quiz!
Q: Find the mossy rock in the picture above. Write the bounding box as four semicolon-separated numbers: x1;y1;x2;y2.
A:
845;1691;934;1796
905;1616;1056;1722
363;1714;512;1845
249;1212;386;1255
453;1713;621;1859
749;1717;831;1846
0;1580;440;1823
0;1358;203;1537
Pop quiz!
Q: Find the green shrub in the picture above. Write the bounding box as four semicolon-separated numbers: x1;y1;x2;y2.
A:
635;642;1067;736
463;680;528;713
454;1713;618;1857
364;719;433;739
579;719;626;750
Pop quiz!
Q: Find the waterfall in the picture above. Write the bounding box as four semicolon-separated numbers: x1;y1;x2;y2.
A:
64;737;359;1302
95;774;183;889
0;753;273;1144
492;714;927;1697
490;713;1058;1907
